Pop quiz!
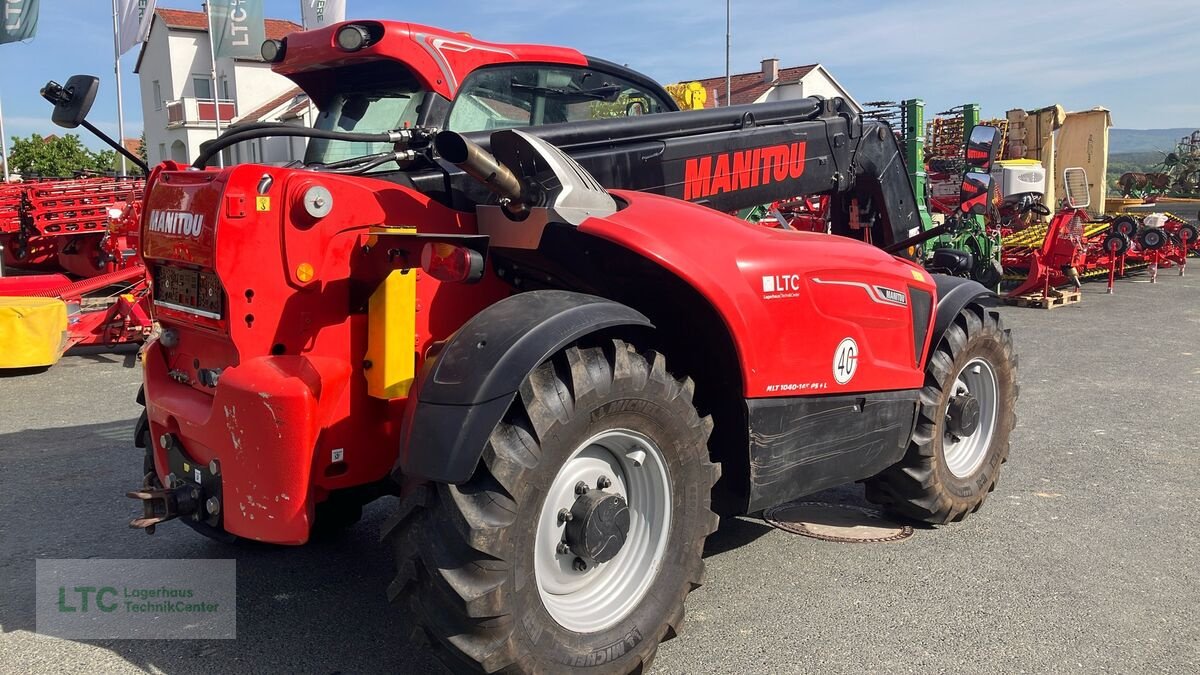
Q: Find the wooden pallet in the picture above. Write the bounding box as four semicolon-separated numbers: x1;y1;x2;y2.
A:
1003;290;1081;309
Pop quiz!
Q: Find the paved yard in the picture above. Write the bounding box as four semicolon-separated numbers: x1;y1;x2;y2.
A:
1;271;1197;673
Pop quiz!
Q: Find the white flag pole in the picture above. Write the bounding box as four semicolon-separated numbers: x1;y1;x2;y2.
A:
0;90;10;182
203;1;224;168
111;0;128;176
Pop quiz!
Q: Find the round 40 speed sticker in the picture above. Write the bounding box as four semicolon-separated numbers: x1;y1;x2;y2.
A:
833;337;858;385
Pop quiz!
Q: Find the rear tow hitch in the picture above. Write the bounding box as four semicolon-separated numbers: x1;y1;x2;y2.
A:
127;473;201;534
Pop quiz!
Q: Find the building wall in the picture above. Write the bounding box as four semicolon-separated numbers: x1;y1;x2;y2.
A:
167;32;207;99
755;70;861;113
227;61;290;115
795;72;845;103
137;23;176;165
137;19;300;167
763;82;805;102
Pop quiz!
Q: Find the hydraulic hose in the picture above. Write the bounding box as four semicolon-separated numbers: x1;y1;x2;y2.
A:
192;126;406;168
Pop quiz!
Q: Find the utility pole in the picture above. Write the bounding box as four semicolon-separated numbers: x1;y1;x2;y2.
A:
0;90;9;182
110;0;128;176
725;0;731;107
202;1;225;167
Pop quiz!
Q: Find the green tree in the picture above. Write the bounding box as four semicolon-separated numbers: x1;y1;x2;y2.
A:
7;133;119;177
94;149;120;173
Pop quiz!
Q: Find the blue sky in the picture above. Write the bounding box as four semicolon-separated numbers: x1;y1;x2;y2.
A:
1;0;1196;150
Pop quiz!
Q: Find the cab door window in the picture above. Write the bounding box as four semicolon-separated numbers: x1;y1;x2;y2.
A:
447;64;668;133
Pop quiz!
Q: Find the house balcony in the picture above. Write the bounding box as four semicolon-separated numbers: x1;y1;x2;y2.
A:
165;98;237;128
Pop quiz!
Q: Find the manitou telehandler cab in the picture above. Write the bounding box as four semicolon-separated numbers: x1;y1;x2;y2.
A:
46;20;1017;674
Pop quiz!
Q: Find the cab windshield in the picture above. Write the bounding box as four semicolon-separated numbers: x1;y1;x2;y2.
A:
305;89;427;167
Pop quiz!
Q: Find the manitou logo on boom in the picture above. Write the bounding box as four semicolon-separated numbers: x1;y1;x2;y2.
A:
683;141;807;200
148;210;206;238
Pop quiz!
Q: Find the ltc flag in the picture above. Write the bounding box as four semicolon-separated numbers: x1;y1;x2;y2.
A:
209;0;265;59
301;0;345;30
117;0;157;55
1;0;38;44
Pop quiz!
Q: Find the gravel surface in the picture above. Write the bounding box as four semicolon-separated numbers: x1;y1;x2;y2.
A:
1;271;1197;674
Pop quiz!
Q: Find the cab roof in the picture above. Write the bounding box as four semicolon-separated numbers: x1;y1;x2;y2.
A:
275;21;590;101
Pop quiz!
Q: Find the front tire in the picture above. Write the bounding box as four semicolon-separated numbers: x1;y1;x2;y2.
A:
386;339;720;673
865;302;1017;523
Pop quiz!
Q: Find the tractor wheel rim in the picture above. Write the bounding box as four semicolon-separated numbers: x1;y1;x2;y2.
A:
943;357;999;478
534;428;672;633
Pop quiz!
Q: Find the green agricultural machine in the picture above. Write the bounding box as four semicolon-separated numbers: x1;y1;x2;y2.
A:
865;100;1003;287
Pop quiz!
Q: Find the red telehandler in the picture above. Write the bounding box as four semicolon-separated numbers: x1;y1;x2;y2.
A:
47;21;1017;674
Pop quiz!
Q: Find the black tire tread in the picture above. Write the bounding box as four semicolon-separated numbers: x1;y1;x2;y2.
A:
388;339;720;674
865;303;1017;524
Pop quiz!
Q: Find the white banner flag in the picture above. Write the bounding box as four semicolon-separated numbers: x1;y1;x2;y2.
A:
116;0;156;55
301;0;345;30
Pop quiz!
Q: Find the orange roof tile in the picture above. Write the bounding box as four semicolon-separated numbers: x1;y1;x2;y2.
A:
689;64;818;108
156;7;301;40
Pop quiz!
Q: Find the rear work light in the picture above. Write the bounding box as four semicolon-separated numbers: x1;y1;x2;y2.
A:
337;24;372;51
420;242;484;283
260;39;286;63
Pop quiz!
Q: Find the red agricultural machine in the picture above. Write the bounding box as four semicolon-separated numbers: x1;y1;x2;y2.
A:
0;121;152;368
49;20;1019;673
0;175;145;276
1003;167;1197;297
0;200;152;367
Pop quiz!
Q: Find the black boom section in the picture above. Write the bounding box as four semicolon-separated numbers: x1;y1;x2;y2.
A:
397;290;653;484
409;96;922;247
745;390;920;513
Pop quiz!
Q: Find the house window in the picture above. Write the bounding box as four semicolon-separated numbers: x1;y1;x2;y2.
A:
193;76;213;100
220;77;230;101
153;81;162;110
158;143;166;162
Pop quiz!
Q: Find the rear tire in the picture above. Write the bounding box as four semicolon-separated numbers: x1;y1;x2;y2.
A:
865;303;1017;524
1138;227;1167;251
1110;215;1139;238
386;339;720;673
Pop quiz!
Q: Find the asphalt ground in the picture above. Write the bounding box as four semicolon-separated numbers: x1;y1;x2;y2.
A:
1;269;1198;674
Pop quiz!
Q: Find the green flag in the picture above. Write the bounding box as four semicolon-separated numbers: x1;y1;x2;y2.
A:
209;0;264;60
1;0;39;44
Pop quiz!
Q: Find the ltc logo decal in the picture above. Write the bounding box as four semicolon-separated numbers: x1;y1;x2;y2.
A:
761;274;801;300
833;337;858;385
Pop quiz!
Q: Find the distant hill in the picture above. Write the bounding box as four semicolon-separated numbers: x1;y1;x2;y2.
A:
1109;128;1194;154
1107;151;1168;190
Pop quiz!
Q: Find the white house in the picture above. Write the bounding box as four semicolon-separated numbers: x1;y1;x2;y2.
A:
691;59;862;112
226;86;315;165
134;7;303;166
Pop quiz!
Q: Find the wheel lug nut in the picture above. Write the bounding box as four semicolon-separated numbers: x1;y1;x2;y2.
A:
556;542;570;555
596;476;612;490
557;508;573;523
573;557;588;572
574;481;589;495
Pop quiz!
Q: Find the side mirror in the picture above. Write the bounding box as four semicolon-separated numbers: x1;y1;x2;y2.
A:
964;125;1002;173
41;75;100;129
959;171;995;215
